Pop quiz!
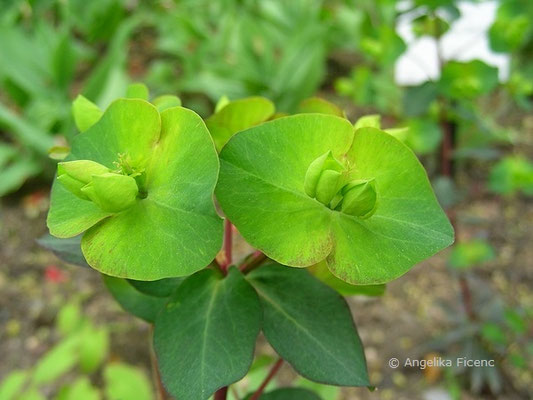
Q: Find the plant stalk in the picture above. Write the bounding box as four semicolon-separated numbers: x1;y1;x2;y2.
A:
239;251;267;274
221;219;233;274
249;358;284;400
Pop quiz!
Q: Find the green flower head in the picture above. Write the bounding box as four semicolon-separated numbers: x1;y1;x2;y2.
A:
47;99;223;280
216;114;454;285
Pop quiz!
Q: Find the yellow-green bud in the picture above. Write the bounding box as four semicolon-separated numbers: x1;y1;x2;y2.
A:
341;179;377;218
57;160;110;199
81;173;139;213
304;151;345;206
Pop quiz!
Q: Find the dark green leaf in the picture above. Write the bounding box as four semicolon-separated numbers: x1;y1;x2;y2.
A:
127;278;183;298
154;267;261;400
247;264;368;386
102;275;167;322
37;234;89;268
245;388;322;400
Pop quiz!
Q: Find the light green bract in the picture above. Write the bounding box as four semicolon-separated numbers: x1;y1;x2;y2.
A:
47;99;223;280
216;114;454;284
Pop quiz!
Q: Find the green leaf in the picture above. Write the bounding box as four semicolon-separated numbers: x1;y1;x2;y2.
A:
205;97;275;151
56;302;83;335
438;60;499;99
216;115;453;284
489;156;533;196
126;83;149;100
297;97;344;117
57;377;100;400
127;278;183;298
354;114;381;130
103;275;167;323
0;370;28;400
247;264;368;386
154;267;261;400
403;82;438;117
37;234;89;268
48;99;222;280
104;363;154;400
152;95;181;112
79;325;109;373
448;240;495;270
404;118;442;154
245;388;322;400
32;335;80;384
308;262;385;297
72;95;103;133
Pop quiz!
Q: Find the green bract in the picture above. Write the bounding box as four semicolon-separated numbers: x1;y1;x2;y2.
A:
216;114;454;284
47;99;223;280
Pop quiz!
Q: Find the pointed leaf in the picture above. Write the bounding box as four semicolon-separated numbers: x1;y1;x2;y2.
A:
247;264;368;386
154;268;261;400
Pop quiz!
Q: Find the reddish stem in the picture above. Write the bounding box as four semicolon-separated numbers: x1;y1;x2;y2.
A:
221;219;233;274
239;251;267;274
214;387;228;400
249;359;284;400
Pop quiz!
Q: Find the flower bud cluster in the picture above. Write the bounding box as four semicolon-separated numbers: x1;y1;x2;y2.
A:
304;151;377;218
57;160;139;213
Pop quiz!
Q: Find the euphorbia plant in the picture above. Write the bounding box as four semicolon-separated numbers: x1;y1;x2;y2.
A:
44;86;454;400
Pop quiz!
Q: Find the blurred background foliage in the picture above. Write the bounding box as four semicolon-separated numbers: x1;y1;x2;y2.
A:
0;0;532;399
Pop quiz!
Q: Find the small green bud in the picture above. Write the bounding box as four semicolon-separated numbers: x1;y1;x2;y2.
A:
341;179;377;218
81;173;139;213
57;160;110;199
304;151;345;205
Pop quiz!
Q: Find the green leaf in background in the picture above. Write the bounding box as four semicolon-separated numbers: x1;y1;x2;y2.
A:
37;234;89;268
32;335;80;384
354;114;381;130
154;268;261;400
48;99;223;280
57;377;100;400
0;370;28;400
481;322;506;346
245;388;322;400
247;264;368;386
404;118;442;154
217;114;453;284
17;389;45;400
72;95;103;132
403;81;438;117
205;97;275;151
489;0;532;52
489;156;533;196
412;15;449;37
103;275;168;323
448;240;495;270
127;278;183;298
297;97;344;117
308;261;386;297
104;363;154;400
126;82;149;100
79;325;109;373
438;60;499;100
152;95;182;112
56;302;83;336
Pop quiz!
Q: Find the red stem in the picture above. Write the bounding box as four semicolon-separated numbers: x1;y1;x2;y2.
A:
214;387;228;400
221;219;233;274
249;359;284;400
